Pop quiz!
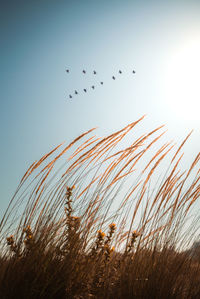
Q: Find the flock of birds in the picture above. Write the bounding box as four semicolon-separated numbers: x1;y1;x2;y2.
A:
66;69;136;99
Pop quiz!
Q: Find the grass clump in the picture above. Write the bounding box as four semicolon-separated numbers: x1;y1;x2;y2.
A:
0;116;200;298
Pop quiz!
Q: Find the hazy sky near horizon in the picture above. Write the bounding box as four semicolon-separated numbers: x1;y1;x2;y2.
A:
1;0;200;216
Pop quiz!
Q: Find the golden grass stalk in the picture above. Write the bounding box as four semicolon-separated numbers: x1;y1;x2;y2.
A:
0;117;200;298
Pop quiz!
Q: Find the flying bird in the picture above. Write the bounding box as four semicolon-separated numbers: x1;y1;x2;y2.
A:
66;69;69;73
93;70;97;74
91;86;95;89
132;70;136;74
112;76;116;80
100;82;103;85
69;95;72;99
75;90;78;95
84;89;87;92
119;70;122;74
82;70;86;74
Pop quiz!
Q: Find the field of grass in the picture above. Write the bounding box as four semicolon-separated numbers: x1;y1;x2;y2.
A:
0;116;200;299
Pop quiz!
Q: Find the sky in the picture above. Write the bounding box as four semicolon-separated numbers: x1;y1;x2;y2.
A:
1;0;200;217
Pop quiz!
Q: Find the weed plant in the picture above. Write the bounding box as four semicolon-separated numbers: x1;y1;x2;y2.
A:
0;116;200;298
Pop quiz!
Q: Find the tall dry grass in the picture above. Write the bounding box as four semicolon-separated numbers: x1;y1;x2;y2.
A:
0;116;200;298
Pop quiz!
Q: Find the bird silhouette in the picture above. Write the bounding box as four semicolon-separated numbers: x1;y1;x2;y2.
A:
65;66;136;102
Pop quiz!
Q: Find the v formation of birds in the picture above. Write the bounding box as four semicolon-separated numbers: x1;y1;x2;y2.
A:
66;69;136;99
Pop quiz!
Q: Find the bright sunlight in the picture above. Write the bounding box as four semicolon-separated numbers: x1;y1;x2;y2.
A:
165;36;200;123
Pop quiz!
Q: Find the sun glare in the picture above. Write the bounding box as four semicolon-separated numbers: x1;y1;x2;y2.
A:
164;37;200;123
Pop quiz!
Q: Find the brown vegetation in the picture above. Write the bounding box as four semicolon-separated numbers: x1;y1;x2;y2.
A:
0;116;200;298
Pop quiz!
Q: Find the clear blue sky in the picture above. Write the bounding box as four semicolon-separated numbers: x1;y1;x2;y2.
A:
1;0;200;216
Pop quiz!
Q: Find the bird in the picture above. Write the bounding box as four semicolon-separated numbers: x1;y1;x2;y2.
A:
82;70;86;74
119;70;122;74
100;82;103;85
112;76;116;80
91;85;95;89
66;69;69;73
75;90;78;95
93;70;97;74
132;70;136;74
84;89;87;92
69;95;72;99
